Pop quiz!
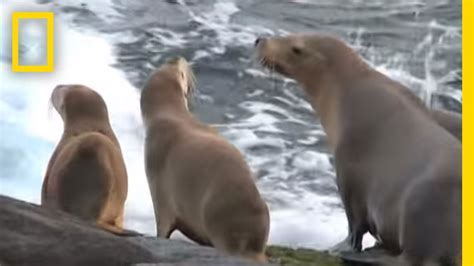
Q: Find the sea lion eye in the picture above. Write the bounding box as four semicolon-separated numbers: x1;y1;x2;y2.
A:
292;47;303;55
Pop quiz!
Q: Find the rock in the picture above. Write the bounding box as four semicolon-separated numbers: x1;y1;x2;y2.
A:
0;195;264;266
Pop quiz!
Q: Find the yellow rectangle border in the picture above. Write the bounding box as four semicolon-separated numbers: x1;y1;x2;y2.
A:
463;0;470;265
11;12;54;72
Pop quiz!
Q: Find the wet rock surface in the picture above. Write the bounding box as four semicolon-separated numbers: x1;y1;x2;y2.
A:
0;195;263;266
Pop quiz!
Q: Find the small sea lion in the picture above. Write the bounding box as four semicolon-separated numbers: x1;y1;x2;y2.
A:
42;84;130;235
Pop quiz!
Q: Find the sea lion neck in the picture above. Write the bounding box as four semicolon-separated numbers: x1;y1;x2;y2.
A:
299;51;371;151
302;72;344;151
141;79;191;124
63;116;113;137
62;105;111;134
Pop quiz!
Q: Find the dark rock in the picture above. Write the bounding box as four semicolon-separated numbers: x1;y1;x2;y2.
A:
0;195;265;266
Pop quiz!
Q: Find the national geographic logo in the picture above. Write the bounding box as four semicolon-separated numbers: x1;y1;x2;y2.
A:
11;12;54;72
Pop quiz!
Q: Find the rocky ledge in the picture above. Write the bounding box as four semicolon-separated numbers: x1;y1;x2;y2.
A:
0;195;343;266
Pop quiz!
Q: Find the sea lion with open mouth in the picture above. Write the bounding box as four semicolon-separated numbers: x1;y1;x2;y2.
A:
256;33;461;266
141;57;270;262
42;84;131;236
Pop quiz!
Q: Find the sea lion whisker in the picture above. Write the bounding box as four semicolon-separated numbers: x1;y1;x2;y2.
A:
270;66;277;91
259;57;267;67
266;56;278;90
250;51;261;68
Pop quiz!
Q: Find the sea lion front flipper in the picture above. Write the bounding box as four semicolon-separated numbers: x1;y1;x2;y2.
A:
338;248;399;266
330;157;367;255
329;231;364;256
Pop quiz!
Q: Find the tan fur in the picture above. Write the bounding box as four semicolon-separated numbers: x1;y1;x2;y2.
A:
42;85;129;235
256;33;461;266
141;57;269;262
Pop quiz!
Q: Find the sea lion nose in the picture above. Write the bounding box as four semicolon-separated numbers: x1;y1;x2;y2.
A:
54;84;68;92
255;37;265;47
52;85;67;106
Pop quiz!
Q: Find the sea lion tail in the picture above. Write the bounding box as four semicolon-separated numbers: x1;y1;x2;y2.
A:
247;252;267;263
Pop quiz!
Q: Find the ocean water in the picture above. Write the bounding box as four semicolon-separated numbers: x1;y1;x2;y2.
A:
0;0;461;250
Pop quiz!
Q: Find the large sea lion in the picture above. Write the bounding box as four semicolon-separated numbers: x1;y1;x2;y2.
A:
42;84;130;235
431;109;462;142
140;57;270;262
256;34;461;265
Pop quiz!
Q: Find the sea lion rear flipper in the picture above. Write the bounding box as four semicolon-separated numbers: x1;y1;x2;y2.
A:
338;249;399;266
97;222;143;237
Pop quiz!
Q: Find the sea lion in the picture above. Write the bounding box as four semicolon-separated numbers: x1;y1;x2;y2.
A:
256;34;461;265
140;57;270;262
431;109;462;142
387;83;462;142
42;84;130;235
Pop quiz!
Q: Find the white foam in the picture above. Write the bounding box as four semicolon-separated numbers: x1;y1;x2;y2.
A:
223;128;285;151
292;151;332;173
192;50;212;61
246;89;264;98
297;136;319;145
269;207;347;249
147;28;188;47
55;0;123;22
239;101;292;120
244;68;268;78
428;20;461;36
181;0;275;57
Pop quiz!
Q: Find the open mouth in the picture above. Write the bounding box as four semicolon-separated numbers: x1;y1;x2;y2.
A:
185;84;194;100
273;63;288;76
183;70;196;100
259;57;289;76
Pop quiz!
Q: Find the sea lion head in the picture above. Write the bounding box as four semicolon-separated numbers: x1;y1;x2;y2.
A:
50;84;108;124
140;57;197;126
165;57;196;101
255;33;366;87
146;56;196;108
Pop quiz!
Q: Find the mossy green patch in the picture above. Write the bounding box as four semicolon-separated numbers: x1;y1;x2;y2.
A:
266;246;343;266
